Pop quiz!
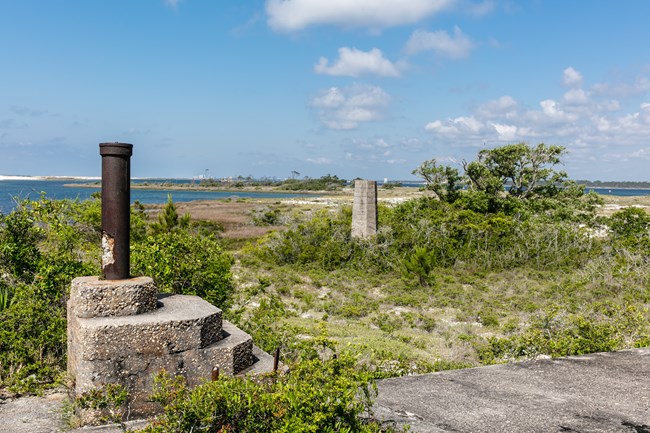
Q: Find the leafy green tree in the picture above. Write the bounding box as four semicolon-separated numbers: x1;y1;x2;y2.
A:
412;159;462;203
462;142;570;199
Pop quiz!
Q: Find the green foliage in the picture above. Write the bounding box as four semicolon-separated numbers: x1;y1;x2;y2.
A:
463;142;570;199
258;208;358;270
72;383;129;426
608;207;650;249
279;174;347;191
412;159;462;203
252;206;282;226
144;354;403;433
402;247;436;286
259;194;599;277
0;197;98;393
381;181;402;190
0;284;12;311
478;304;649;363
131;230;234;307
150;194;191;234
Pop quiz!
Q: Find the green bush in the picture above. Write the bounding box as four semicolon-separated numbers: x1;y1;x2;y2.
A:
0;198;97;392
131;230;234;308
609;207;650;250
143;354;403;433
477;303;649;363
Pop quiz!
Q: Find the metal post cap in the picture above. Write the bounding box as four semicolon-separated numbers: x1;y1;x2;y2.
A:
99;142;133;157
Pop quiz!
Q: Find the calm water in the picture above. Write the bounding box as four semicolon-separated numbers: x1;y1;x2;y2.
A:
0;179;308;214
0;179;648;214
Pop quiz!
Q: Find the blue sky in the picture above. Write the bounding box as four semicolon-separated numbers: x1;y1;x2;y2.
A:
1;1;650;181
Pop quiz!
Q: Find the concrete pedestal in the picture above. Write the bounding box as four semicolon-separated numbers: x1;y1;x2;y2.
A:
352;180;378;238
67;276;272;420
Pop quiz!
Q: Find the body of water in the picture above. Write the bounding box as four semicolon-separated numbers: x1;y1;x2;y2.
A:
1;178;648;214
584;188;650;196
0;179;309;214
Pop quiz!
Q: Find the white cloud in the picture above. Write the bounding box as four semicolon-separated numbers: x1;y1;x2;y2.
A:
315;47;401;77
306;157;332;165
424;68;650;159
475;95;518;119
591;76;650;97
404;26;474;58
563;88;589;105
539;99;578;122
563;67;583;87
400;137;424;150
491;123;519;141
311;84;390;130
266;0;454;31
353;138;391;150
425;115;485;136
344;136;405;164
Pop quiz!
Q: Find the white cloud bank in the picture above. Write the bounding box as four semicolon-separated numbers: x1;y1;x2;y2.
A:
424;68;650;163
310;84;390;130
266;0;454;31
405;26;474;58
315;47;401;77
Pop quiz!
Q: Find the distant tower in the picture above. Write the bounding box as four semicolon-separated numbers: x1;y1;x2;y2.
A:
351;180;378;238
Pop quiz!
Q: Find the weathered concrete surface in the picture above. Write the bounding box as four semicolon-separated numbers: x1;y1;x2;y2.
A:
0;345;276;433
4;348;647;432
374;348;650;433
352;179;377;238
70;276;157;318
68;293;257;417
0;392;67;433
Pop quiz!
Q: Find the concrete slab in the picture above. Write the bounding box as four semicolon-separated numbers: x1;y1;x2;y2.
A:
3;348;648;432
374;348;650;433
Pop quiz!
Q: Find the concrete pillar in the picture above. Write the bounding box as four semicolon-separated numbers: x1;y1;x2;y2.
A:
352;180;378;238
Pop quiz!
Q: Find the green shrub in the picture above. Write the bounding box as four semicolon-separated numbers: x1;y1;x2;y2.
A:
0;198;97;392
478;304;649;363
131;231;234;308
144;354;403;433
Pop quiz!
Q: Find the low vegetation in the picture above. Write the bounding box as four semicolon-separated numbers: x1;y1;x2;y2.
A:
0;142;648;431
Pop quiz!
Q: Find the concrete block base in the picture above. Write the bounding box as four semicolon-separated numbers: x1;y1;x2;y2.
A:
67;277;271;420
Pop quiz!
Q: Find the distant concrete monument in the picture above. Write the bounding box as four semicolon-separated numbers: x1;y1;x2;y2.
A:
351;179;378;238
67;142;271;421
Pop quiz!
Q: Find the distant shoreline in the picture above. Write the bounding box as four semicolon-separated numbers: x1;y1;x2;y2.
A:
3;176;650;191
0;175;100;181
64;182;333;195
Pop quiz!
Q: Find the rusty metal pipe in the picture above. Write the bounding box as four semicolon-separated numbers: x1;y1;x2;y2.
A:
100;142;133;280
273;347;280;372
